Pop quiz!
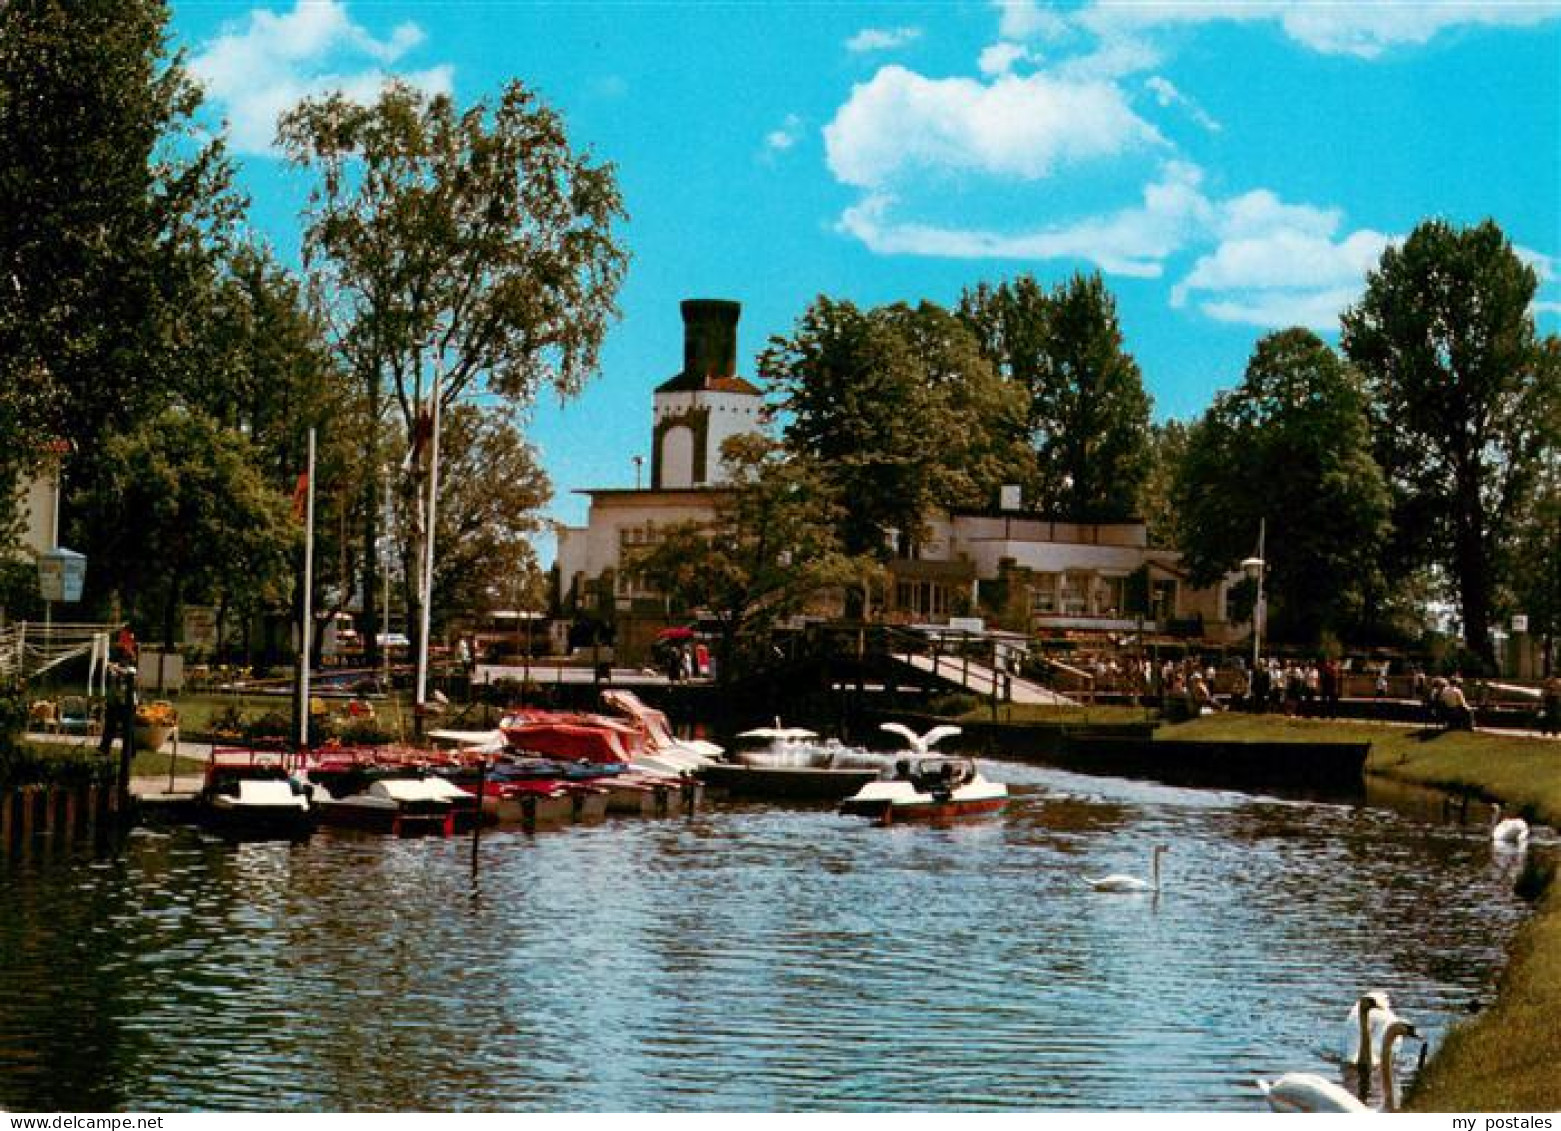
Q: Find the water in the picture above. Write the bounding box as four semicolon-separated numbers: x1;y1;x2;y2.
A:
0;760;1536;1112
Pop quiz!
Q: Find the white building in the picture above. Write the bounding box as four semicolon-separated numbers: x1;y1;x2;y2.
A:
555;299;760;640
554;298;1238;657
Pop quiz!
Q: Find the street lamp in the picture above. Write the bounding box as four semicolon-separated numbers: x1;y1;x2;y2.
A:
1241;518;1267;672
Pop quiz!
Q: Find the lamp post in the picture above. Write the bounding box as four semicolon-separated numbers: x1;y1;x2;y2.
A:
1241;518;1267;673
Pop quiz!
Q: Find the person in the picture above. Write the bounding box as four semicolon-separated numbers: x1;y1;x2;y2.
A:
116;625;138;663
1541;676;1561;737
1439;677;1474;730
98;650;139;757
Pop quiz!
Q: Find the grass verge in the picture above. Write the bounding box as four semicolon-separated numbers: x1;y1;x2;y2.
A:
1169;712;1561;1111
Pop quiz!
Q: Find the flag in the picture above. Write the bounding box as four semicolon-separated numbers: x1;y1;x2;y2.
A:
404;399;435;472
291;471;309;521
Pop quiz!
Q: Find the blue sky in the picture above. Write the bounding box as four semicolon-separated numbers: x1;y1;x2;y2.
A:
171;1;1561;551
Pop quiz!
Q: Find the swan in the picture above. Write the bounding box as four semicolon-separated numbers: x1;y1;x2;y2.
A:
1344;990;1396;1068
1491;803;1530;846
879;722;963;755
1258;1013;1421;1113
1084;844;1167;893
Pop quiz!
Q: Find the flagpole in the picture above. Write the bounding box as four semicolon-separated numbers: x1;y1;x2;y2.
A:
414;357;443;737
298;427;316;753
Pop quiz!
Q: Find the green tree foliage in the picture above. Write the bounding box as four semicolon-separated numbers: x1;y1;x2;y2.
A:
959;272;1152;520
1510;477;1561;675
761;297;1026;557
628;434;871;682
279;78;629;659
1342;219;1561;668
84;407;295;653
190;244;364;660
1140;419;1191;549
423;404;551;631
1174;328;1391;644
0;0;239;509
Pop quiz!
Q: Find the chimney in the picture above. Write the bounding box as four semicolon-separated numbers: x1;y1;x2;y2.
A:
681;299;740;385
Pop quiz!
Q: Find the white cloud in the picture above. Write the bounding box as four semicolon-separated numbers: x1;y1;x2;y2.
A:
1078;1;1561;59
993;0;1071;43
837;163;1213;277
762;114;805;158
1144;76;1221;132
824;65;1165;190
846;25;923;53
1170;195;1392;328
191;0;453;155
978;41;1034;77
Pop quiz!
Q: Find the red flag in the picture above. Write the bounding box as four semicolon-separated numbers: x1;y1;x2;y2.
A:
291;471;309;521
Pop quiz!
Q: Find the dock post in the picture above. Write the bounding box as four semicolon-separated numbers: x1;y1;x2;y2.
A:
0;790;14;855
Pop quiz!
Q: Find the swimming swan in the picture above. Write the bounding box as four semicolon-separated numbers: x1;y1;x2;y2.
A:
879;722;963;755
1344;990;1396;1068
1085;844;1167;893
1258;1011;1421;1113
1491;803;1530;846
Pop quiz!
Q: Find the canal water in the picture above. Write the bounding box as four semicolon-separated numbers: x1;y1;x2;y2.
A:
0;760;1535;1112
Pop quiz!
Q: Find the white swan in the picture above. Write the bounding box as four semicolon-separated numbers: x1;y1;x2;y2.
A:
879;722;963;755
1085;844;1167;893
1344;990;1396;1068
1259;1013;1421;1113
1491;803;1530;846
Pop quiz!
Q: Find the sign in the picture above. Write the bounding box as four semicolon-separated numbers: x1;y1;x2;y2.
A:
37;547;87;603
1512;614;1529;633
183;606;219;650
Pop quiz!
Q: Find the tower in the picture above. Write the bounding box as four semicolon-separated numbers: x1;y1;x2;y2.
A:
651;299;762;489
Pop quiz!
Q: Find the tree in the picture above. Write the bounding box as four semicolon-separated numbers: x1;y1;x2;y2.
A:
422;403;551;631
0;0;240;580
761;297;1027;558
959;272;1152;520
629;434;870;682
1173;328;1391;644
83;407;295;658
1342;219;1561;669
1139;419;1191;549
279;79;629;667
1510;474;1561;676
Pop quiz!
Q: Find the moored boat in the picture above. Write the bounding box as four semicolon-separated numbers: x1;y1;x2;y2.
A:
306;762;479;836
197;750;316;838
839;757;1008;824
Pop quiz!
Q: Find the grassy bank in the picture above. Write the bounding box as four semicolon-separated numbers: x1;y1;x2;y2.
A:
1169;712;1561;1111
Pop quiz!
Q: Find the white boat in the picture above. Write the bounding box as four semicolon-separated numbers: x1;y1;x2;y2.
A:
732;721;832;768
198;761;316;837
840;756;1008;824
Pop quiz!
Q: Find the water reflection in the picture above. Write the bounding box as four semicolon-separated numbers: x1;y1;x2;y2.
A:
0;759;1538;1111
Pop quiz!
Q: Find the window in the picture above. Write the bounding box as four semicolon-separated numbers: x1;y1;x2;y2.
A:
1031;573;1059;614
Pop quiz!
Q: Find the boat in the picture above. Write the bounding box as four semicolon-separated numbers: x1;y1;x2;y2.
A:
197;748;316;838
599;688;722;774
839;756;1008;824
699;760;882;803
306;760;479;836
731;721;829;768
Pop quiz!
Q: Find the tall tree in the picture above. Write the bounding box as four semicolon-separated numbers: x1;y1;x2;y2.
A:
422;403;551;631
960;272;1152;520
1341;219;1561;669
1140;419;1190;549
0;0;240;578
84;407;295;657
1173;328;1391;644
629;434;869;683
761;297;1026;558
279;79;628;664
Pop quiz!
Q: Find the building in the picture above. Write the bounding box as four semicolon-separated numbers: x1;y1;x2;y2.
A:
555;299;763;654
555;298;1239;659
886;506;1234;644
